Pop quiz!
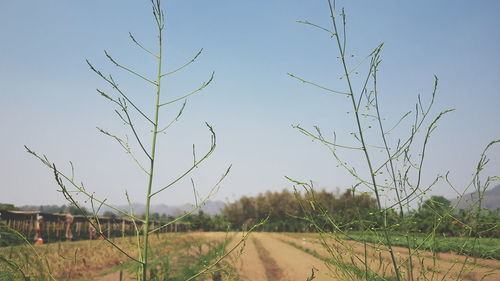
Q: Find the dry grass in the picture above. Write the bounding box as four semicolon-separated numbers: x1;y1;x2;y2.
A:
0;233;194;280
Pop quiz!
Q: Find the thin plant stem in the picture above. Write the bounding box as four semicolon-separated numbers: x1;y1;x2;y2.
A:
372;53;415;281
141;3;164;278
325;1;401;278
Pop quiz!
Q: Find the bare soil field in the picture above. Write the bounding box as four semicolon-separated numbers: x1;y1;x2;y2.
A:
277;233;500;281
227;232;500;281
2;232;499;281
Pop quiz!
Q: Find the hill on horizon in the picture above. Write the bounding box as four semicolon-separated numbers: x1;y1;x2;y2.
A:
450;184;500;211
98;200;226;217
16;200;226;217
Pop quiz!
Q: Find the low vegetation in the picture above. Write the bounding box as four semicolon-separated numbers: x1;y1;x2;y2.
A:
343;232;500;260
0;232;238;281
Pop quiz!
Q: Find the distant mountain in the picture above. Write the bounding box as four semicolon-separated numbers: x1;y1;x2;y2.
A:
15;200;226;217
450;184;500;211
99;200;226;216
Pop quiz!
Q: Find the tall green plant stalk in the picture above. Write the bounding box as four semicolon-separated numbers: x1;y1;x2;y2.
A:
25;1;242;280
287;0;472;280
141;2;164;277
324;2;401;279
454;140;500;280
288;0;500;279
289;1;404;278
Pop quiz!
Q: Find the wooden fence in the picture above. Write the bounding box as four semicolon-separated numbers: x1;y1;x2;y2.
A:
0;209;188;244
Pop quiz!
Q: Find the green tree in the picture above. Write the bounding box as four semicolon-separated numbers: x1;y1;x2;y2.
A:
413;196;453;234
103;211;117;219
0;203;18;211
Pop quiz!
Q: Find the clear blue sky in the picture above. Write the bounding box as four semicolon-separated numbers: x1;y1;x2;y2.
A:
1;0;499;207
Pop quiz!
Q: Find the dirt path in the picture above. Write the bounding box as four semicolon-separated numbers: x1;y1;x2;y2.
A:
253;232;340;281
92;270;133;281
277;233;500;281
226;232;267;281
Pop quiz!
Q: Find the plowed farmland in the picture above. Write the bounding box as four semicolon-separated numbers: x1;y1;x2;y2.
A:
230;233;500;281
1;232;499;281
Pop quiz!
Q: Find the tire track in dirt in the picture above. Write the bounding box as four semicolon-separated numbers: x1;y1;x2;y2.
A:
222;233;267;281
226;232;267;281
253;232;339;281
253;237;284;281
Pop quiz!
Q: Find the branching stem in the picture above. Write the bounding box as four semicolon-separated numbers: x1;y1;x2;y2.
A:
327;1;401;279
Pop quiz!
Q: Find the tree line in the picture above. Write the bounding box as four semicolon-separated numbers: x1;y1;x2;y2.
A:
3;190;498;237
219;189;500;237
221;189;378;232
